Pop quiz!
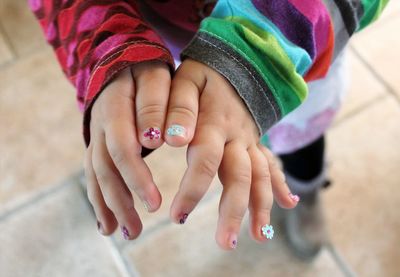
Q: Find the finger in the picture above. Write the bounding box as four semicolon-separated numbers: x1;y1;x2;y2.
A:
134;62;171;149
169;124;225;224
247;146;273;242
85;144;118;235
100;70;162;212
216;141;252;250
164;62;205;147
259;145;299;209
92;136;143;240
104;121;161;212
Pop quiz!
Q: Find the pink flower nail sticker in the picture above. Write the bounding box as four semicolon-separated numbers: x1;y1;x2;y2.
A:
289;193;300;202
143;127;161;140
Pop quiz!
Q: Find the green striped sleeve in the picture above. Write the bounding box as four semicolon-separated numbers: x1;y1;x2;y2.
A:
359;0;390;30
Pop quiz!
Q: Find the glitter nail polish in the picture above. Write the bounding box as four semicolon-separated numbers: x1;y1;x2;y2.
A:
167;124;186;137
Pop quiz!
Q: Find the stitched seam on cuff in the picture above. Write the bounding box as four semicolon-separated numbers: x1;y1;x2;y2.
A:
200;30;284;113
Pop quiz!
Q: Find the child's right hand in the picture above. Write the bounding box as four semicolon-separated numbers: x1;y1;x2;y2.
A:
84;61;171;239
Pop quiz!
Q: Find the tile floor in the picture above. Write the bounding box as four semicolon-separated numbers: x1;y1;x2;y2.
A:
0;1;399;276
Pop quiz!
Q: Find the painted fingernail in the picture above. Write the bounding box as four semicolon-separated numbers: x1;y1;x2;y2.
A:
179;213;188;224
143;127;161;140
289;192;300;202
229;233;238;249
167;124;186;137
143;200;151;212
97;221;104;234
261;224;274;240
121;226;130;240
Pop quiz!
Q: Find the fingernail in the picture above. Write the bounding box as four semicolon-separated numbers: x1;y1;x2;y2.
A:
143;127;161;140
143;200;151;212
167;124;186;137
179;213;188;224
289;192;300;202
97;221;104;234
229;233;238;249
121;226;130;240
261;224;274;240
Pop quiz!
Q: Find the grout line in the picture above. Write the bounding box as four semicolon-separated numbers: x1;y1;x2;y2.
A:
0;169;82;222
349;46;400;104
77;175;140;277
107;236;141;277
0;45;49;72
332;94;388;129
326;243;357;277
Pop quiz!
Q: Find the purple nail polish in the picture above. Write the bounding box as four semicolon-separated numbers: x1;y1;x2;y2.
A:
122;226;130;240
143;127;161;140
232;239;237;249
97;221;103;233
229;233;238;249
179;213;188;224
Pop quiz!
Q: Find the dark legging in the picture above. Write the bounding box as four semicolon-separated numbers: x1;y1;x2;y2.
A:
279;136;325;181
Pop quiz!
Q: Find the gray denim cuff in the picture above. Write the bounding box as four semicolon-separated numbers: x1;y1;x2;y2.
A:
181;32;281;135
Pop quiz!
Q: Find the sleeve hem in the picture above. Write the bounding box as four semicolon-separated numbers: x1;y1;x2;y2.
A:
181;32;281;135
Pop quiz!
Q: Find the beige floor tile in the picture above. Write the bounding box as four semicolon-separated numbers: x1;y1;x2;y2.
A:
325;96;400;276
0;183;122;277
123;196;343;277
351;15;400;97
335;50;387;123
0;48;83;211
0;31;13;66
0;0;46;57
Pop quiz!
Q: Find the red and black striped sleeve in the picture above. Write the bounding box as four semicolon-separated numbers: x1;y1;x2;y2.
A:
29;0;174;145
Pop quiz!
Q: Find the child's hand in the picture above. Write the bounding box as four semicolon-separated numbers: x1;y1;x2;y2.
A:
164;59;299;250
84;61;171;239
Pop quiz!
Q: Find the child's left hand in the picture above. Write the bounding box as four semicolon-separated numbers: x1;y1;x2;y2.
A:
163;59;300;250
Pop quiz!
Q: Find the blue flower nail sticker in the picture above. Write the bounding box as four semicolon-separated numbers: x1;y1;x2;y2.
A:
261;224;274;240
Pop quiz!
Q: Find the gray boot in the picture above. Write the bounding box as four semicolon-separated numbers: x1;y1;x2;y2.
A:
283;172;331;261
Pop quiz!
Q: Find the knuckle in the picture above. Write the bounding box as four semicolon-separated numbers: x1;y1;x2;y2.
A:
108;145;129;168
169;105;197;121
136;103;165;119
233;169;252;186
196;156;219;178
256;165;271;181
226;211;245;225
182;188;204;206
268;157;279;170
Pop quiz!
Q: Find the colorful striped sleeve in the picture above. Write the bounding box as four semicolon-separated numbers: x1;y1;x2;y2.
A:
29;0;174;146
181;0;389;136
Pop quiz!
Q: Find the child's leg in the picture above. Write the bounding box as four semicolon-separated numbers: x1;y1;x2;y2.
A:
278;135;329;260
279;136;330;193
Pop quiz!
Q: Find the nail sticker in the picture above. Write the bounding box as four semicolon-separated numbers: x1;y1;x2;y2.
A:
261;224;274;240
